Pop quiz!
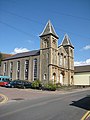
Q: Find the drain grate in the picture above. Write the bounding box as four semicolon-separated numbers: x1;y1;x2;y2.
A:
12;98;24;101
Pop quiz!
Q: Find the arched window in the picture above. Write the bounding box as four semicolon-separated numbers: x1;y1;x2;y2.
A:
3;62;6;76
70;49;73;57
33;58;37;81
10;62;13;79
25;60;29;80
52;73;56;83
64;56;66;68
59;53;63;66
17;61;20;79
55;51;57;64
60;73;63;85
43;39;48;48
43;74;46;80
71;76;74;85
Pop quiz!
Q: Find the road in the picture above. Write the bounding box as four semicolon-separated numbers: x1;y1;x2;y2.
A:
0;89;90;120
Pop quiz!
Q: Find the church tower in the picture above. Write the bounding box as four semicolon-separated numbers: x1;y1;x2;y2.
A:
39;20;59;84
61;34;74;85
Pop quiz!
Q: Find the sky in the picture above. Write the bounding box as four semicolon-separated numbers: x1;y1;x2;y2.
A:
0;0;90;66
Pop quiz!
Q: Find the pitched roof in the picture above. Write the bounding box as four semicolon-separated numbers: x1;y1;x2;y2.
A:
61;34;74;48
3;50;40;61
40;20;59;39
74;65;90;73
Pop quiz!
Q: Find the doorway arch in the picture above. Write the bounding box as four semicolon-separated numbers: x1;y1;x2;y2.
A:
60;73;63;85
52;73;56;83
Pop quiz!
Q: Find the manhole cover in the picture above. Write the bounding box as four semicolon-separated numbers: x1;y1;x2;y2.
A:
12;98;24;101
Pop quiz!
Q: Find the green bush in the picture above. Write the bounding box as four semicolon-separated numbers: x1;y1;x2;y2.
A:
43;83;56;91
56;83;62;88
31;80;42;89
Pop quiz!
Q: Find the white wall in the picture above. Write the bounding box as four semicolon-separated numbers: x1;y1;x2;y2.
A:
74;72;90;85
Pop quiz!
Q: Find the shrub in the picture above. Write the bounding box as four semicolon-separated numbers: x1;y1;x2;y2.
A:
31;80;42;89
43;83;56;91
56;83;62;88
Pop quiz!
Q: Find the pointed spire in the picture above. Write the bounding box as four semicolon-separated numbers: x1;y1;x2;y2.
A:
61;34;74;48
40;20;59;39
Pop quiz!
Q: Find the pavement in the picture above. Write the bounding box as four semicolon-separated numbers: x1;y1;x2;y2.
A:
0;86;90;103
0;87;59;103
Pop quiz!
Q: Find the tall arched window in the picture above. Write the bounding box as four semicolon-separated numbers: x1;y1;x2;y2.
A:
43;40;48;48
10;62;13;79
33;58;37;81
64;56;66;68
55;51;57;64
17;61;20;79
59;53;63;66
4;62;6;76
25;60;29;80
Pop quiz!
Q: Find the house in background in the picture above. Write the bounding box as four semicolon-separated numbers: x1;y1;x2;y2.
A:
74;65;90;86
1;20;74;85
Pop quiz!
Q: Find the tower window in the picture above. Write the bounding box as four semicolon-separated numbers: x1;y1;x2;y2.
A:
70;49;73;56
42;38;49;48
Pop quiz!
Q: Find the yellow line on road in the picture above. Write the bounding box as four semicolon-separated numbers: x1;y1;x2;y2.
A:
81;111;90;120
0;94;8;104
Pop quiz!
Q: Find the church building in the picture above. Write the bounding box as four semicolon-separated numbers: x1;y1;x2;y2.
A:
1;20;74;85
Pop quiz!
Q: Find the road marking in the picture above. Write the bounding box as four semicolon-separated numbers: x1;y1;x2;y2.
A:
0;92;88;118
0;94;71;118
0;90;89;118
81;111;90;120
0;94;8;104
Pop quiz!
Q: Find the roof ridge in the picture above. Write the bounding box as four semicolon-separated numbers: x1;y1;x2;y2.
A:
2;49;40;61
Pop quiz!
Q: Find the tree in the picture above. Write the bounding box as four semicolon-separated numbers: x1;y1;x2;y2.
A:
0;52;3;66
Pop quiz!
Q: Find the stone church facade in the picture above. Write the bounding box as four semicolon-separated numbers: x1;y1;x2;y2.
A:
1;20;74;85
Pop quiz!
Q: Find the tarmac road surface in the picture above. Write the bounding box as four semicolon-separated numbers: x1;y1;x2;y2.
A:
0;88;90;120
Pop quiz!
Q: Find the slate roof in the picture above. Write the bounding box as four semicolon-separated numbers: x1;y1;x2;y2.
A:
74;65;90;73
61;34;74;48
3;50;40;61
40;20;59;39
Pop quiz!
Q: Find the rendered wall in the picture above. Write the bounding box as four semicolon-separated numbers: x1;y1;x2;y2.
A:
74;72;90;85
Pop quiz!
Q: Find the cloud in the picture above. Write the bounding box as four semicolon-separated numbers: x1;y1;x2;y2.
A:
11;48;30;54
74;58;90;66
83;45;90;50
